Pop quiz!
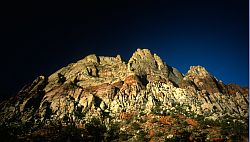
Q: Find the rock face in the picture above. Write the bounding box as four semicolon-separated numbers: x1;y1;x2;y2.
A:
0;48;248;141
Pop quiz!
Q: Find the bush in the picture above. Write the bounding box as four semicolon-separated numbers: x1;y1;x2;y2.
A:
119;131;132;141
137;130;148;141
105;122;120;141
132;122;141;130
85;118;107;141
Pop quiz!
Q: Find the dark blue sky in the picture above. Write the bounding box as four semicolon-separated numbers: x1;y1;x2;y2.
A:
0;0;248;99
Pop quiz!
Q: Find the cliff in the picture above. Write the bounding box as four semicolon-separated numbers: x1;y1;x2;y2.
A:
0;49;248;141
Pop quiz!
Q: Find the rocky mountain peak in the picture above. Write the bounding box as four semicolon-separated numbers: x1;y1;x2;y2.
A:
81;54;99;64
127;48;184;87
186;66;210;78
0;49;248;141
128;48;169;76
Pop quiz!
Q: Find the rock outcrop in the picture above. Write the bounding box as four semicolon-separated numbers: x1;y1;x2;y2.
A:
0;48;248;141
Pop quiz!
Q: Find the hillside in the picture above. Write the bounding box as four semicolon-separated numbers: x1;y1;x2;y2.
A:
0;49;248;141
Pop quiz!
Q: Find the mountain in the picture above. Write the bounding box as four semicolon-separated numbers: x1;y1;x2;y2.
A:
0;49;248;141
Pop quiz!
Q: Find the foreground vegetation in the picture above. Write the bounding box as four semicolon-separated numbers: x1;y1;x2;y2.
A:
0;105;248;142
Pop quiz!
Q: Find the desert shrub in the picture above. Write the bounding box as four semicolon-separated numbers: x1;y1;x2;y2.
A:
220;117;248;141
85;117;107;141
104;122;120;141
165;131;191;142
119;131;132;141
137;130;148;141
165;135;181;142
125;116;133;124
132;122;141;130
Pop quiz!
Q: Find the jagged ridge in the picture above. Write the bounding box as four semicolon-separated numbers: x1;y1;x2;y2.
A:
0;48;248;141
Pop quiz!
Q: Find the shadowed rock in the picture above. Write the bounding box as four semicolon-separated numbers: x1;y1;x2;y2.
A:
0;48;248;141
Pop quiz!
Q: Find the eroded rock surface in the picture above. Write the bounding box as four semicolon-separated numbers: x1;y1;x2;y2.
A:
0;48;248;141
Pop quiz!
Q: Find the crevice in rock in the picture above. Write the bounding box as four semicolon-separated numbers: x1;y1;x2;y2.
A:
138;75;148;86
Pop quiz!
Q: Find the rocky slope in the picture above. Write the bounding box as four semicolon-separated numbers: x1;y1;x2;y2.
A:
0;49;248;141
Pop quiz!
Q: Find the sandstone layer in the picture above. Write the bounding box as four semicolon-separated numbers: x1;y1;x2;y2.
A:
0;49;248;141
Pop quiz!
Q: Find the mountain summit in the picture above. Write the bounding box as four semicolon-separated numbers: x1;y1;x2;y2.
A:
0;49;248;141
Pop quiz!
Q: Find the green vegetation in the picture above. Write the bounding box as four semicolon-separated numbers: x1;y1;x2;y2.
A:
137;130;148;141
132;122;141;130
149;101;248;141
0;98;247;141
85;117;107;141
